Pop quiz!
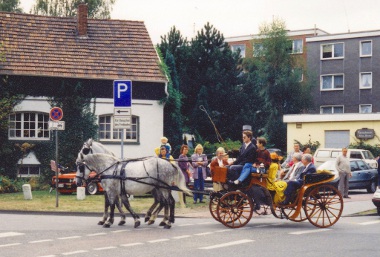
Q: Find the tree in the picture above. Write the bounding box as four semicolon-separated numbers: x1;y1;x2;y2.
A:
180;23;242;141
248;19;312;149
31;0;116;18
156;47;183;155
0;0;23;12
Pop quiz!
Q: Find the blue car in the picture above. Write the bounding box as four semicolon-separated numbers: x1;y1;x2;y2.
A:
317;159;378;193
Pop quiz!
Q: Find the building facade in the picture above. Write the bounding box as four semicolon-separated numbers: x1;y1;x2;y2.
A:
0;4;167;176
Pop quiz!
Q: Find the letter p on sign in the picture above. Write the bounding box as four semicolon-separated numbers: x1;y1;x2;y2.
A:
113;80;132;107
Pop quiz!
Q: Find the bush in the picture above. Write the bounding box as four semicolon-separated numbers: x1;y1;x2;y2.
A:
0;176;19;193
0;175;49;194
349;141;380;157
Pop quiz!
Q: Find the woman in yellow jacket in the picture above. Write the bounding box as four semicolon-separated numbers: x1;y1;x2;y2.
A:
267;152;287;204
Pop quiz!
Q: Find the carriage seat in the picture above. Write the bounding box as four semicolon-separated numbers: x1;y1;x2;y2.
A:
304;173;334;185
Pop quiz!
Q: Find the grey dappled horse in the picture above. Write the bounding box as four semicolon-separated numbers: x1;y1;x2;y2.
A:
76;139;128;226
77;153;192;229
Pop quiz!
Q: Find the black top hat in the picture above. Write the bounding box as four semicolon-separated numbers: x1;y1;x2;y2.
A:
242;125;252;131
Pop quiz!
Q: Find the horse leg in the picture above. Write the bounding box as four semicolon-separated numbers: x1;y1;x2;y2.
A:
120;194;141;228
115;195;126;226
103;202;115;228
98;192;109;225
159;203;169;227
149;201;165;225
168;192;176;224
145;190;159;223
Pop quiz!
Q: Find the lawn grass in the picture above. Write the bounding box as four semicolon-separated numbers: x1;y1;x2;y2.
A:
0;190;208;214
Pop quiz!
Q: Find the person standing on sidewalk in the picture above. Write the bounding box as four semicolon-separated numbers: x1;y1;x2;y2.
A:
335;148;352;198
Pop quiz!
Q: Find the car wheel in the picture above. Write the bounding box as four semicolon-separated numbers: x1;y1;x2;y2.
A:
366;181;377;193
86;182;98;195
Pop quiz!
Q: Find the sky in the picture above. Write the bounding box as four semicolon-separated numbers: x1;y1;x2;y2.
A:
20;0;380;44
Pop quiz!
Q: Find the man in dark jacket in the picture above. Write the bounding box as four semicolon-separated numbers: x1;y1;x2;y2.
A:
228;130;257;184
281;153;316;204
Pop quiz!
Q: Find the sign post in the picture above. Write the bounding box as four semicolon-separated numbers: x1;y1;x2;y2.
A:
49;107;64;208
113;80;132;159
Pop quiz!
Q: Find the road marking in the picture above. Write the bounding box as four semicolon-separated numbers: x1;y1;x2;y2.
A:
29;239;53;244
215;229;230;233
172;235;192;239
94;246;117;251
148;238;170;243
0;243;22;248
112;230;131;233
194;232;214;236
289;229;331;235
199;222;213;225
199;239;254;249
58;236;82;240
37;255;56;257
359;220;380;225
62;250;88;255
178;224;193;227
120;243;144;247
86;232;107;237
0;232;24;238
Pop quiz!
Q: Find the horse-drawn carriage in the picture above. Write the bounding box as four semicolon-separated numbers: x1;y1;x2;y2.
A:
208;166;344;228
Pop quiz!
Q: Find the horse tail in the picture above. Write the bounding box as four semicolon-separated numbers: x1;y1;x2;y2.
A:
173;163;193;196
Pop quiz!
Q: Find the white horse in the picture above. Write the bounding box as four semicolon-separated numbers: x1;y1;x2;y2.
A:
76;139;129;227
76;153;192;229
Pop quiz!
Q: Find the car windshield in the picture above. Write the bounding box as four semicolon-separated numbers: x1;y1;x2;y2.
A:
362;151;374;159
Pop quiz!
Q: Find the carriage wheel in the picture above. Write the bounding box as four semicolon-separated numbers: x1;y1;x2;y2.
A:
209;192;222;222
304;184;343;228
216;191;253;228
282;205;308;222
271;204;287;219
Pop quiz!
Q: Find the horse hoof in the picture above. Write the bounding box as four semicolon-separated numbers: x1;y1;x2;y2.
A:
118;221;126;226
103;224;111;228
144;217;150;223
147;220;155;225
169;218;175;223
159;221;166;226
98;221;105;225
134;221;141;228
164;225;171;229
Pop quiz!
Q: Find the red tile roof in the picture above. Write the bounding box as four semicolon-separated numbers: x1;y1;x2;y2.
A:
0;12;167;82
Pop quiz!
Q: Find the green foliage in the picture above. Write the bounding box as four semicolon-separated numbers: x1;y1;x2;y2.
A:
245;18;313;149
0;175;51;194
202;139;242;157
0;0;23;12
349;141;380;157
294;138;321;154
31;0;116;18
156;47;184;156
0;175;19;193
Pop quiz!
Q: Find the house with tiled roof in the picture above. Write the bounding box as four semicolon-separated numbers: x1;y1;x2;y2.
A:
0;4;168;176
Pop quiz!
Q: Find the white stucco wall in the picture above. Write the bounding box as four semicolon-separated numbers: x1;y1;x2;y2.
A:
13;96;164;159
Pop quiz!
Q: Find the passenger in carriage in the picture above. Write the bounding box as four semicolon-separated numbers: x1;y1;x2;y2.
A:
210;147;229;191
255;137;271;171
280;153;304;182
227;130;258;185
281;153;316;205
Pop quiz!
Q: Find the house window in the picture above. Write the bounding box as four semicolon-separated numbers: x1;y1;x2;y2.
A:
360;72;372;89
321;43;344;59
231;44;246;58
321;74;344;90
359;104;372;113
19;166;40;177
292;39;303;54
253;43;264;57
360;41;372;57
99;115;139;142
320;105;344;114
9;112;50;140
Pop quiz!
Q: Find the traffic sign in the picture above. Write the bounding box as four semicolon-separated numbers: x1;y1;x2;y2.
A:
50;107;63;121
113;80;132;108
113;116;131;129
48;121;65;130
114;108;131;116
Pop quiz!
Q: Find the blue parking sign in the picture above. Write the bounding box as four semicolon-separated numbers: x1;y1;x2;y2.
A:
113;80;132;107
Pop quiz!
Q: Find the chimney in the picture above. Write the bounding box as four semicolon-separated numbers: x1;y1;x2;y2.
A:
77;3;88;37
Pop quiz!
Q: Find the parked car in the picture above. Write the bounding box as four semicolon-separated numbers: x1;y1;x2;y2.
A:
372;188;380;215
314;148;377;169
317;159;378;193
51;171;104;195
